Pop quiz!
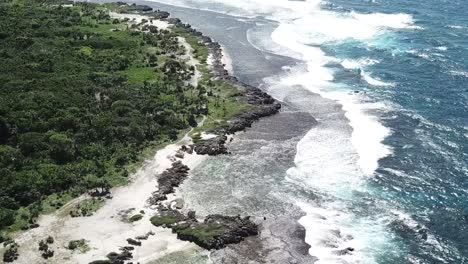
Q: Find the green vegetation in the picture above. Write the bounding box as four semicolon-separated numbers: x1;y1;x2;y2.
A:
69;198;105;217
67;239;90;253
0;0;252;236
173;223;226;243
128;214;143;222
0;0;205;234
150;214;184;228
173;28;251;133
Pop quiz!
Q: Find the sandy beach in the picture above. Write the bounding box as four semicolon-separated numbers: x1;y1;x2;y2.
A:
12;128;209;263
9;13;218;263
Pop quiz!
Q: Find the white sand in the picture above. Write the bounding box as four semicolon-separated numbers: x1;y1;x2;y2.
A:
177;36;202;87
220;45;234;74
12;130;207;263
110;12;170;30
200;132;218;140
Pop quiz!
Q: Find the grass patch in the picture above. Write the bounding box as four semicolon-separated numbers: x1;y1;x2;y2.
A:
121;66;161;85
69;198;105;218
173;28;209;63
67;239;91;253
174;224;226;243
150;214;183;228
129;214;143;222
41;192;76;215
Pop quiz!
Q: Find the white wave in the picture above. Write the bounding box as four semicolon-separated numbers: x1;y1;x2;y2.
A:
449;70;468;77
351;11;421;30
341;58;379;69
407;49;431;60
362;71;395;86
435;46;448;51
297;202;391;264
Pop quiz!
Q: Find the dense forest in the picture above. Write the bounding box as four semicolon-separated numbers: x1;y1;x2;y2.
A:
0;0;218;235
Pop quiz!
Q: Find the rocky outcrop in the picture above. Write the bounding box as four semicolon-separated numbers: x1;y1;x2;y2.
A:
90;244;134;264
166;16;281;154
175;214;258;250
3;242;19;263
157;161;190;194
126;238;141;246
193;136;228;155
150;209;258;250
147;192;167;205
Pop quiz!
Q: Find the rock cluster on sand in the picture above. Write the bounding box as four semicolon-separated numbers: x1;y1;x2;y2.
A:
150;210;258;250
2;242;19;263
156;161;190;195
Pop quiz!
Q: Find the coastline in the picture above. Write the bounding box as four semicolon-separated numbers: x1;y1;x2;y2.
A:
4;2;280;263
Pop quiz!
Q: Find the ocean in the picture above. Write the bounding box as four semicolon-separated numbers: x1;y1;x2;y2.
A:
101;0;467;262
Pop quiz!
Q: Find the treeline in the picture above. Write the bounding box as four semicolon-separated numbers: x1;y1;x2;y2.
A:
0;0;208;231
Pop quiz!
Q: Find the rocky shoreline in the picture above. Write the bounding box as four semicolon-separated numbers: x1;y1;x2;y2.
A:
123;1;280;253
169;18;282;153
114;2;281;155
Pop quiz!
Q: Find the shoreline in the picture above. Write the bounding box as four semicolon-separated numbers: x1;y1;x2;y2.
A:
5;2;280;263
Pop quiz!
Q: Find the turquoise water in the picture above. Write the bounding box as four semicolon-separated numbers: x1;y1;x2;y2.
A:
329;0;468;262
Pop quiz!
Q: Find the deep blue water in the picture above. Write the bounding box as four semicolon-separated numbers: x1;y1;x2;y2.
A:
327;0;468;262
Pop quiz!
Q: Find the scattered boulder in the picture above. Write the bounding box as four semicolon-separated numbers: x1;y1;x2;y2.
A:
46;236;54;244
129;214;143;222
41;249;54;259
147;192;167;205
3;242;19;263
135;231;154;241
126;238;141;246
67;239;90;253
106;249;132;262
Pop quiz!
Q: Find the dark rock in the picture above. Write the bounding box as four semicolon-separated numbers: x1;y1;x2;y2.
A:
147;192;167;205
194;136;228;155
157;161;190;195
165;18;181;24
126;238;141;246
135;231;155;240
151;10;170;19
3;243;19;263
89;260;111;264
187;210;196;219
333;247;354;255
41;249;54;259
107;249;132;262
46;236;54;244
38;240;48;251
174;214;258;250
120;246;134;251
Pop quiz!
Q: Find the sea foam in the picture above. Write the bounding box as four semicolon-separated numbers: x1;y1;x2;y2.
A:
147;0;417;261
